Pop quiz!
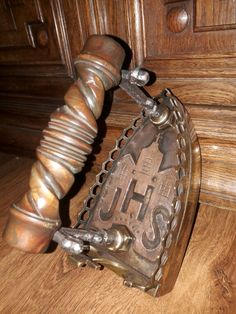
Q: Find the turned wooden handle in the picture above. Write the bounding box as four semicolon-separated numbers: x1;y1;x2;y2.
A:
3;35;125;253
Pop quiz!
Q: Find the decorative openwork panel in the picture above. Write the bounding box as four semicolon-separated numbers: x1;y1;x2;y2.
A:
75;90;200;296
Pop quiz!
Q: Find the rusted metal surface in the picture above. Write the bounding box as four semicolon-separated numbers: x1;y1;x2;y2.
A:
3;35;125;253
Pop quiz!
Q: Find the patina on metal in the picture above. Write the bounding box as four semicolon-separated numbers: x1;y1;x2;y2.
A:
3;35;201;297
54;73;200;297
3;35;125;253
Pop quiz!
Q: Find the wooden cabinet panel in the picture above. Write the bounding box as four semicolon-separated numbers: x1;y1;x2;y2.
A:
0;0;44;48
0;0;236;210
195;0;236;31
143;0;236;57
102;0;236;107
63;0;145;67
0;0;74;153
0;0;74;78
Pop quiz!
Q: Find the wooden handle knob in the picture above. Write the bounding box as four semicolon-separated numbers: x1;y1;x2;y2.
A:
3;35;125;253
166;7;189;33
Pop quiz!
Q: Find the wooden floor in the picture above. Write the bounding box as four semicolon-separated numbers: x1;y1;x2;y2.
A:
0;152;235;314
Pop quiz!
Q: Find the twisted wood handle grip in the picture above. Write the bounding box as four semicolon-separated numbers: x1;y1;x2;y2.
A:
3;35;125;253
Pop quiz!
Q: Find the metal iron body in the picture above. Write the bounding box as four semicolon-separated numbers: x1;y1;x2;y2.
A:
3;35;201;297
72;89;201;297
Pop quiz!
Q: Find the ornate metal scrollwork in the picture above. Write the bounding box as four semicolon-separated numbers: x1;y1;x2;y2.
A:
70;87;200;297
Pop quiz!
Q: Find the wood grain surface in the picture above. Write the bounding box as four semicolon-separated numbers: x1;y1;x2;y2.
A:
1;0;236;217
0;153;235;314
2;0;236;153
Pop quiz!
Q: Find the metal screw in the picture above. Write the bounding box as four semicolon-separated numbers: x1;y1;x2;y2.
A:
61;239;72;249
130;68;150;86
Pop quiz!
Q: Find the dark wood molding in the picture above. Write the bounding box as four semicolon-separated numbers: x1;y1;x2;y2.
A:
1;0;236;212
194;0;236;32
49;0;75;79
0;0;75;78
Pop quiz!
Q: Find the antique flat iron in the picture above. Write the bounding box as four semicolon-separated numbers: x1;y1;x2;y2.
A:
3;35;200;297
